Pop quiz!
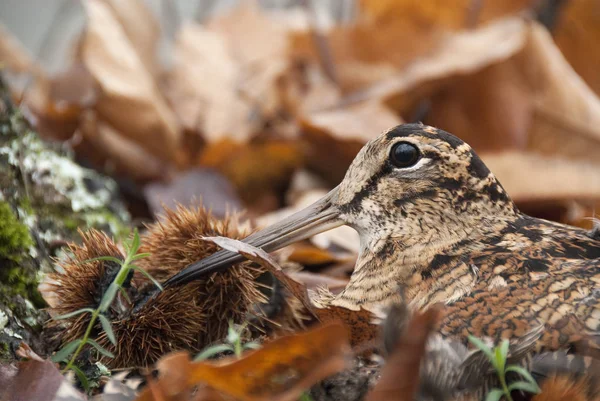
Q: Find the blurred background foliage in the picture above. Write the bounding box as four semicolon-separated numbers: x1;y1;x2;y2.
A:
1;0;600;272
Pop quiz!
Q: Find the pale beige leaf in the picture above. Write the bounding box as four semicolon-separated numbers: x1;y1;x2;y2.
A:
81;0;180;162
300;101;403;184
422;21;600;163
166;24;253;143
78;110;169;182
303;100;403;143
482;151;600;203
523;23;600;161
101;0;161;75
373;17;527;107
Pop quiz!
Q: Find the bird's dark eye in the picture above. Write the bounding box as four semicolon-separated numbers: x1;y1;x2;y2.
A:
390;142;420;168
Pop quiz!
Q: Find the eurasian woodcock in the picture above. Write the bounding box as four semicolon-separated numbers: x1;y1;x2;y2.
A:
164;123;600;354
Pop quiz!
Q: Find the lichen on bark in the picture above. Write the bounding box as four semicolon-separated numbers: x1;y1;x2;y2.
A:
0;76;130;361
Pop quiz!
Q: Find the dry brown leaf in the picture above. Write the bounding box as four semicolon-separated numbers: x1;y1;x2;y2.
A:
15;343;44;362
523;23;600;162
199;139;303;210
81;0;181;162
289;271;350;293
377;16;527;114
287;243;348;266
201;236;377;347
207;1;288;70
422;21;600;157
291;0;534;91
206;1;290;115
166;2;292;144
101;0;160;76
143;168;242;218
77;110;170;182
481;151;600;203
303;100;403;143
553;0;600;96
360;0;535;29
277;62;342;118
2;358;86;401
166;23;254;143
365;306;442;401
301;100;403;184
136;322;351;401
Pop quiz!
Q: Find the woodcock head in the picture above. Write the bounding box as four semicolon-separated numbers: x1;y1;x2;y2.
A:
164;123;519;288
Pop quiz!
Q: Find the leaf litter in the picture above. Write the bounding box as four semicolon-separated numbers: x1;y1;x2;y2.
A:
4;0;600;399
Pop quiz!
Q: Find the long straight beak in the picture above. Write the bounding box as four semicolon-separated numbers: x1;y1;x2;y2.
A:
163;187;343;287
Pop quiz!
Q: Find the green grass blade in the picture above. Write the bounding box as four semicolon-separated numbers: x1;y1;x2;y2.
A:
495;339;509;372
82;256;123;265
485;388;504;401
86;338;115;358
194;344;234;361
71;365;90;393
227;323;240;344
53;308;95;320
243;341;262;350
51;339;82;362
119;287;131;303
99;283;119;312
129;252;151;261
508;381;541;394
98;314;116;345
505;365;540;388
130;229;141;254
299;393;314;401
468;335;495;362
132;266;163;291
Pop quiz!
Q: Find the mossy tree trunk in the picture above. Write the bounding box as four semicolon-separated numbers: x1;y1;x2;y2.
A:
0;75;130;361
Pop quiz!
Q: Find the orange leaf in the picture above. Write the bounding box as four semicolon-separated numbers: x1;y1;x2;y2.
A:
553;0;600;96
137;323;351;401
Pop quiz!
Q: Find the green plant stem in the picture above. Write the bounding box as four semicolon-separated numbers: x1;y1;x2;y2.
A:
499;371;513;401
234;338;243;358
62;308;100;373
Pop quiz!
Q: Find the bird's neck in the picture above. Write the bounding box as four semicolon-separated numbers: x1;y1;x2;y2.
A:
332;211;518;311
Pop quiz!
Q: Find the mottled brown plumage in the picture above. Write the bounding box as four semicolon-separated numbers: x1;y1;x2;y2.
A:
167;123;600;358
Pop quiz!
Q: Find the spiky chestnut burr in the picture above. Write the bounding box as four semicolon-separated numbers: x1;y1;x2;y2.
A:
43;205;270;368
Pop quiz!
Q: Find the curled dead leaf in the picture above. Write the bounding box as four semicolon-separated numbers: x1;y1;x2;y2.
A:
166;23;254;143
101;0;160;77
2;357;86;401
77;110;169;182
81;0;181;163
136;322;351;401
291;0;534;91
199;139;303;211
553;0;600;96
